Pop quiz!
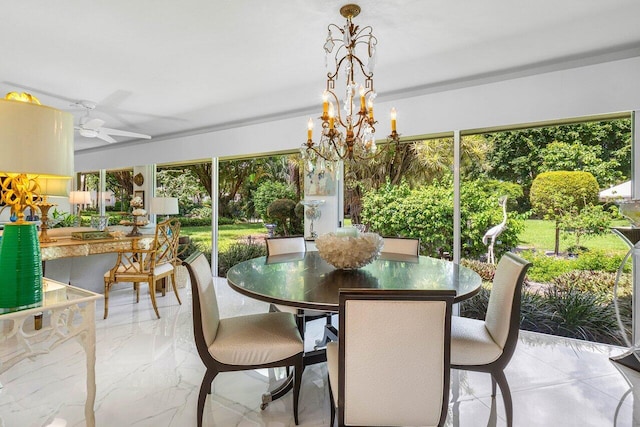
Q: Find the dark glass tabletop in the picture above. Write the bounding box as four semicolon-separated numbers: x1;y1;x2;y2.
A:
226;252;482;311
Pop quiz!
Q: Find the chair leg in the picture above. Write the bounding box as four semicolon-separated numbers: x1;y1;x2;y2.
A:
492;370;513;427
328;376;335;427
293;354;303;425
148;281;161;318
134;282;140;303
198;369;217;427
103;279;111;319
170;272;182;305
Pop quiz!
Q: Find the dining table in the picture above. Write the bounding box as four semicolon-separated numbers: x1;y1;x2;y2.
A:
226;250;483;409
226;251;482;312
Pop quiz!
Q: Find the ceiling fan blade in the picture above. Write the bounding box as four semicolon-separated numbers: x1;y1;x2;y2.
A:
100;127;151;139
78;128;98;138
95;132;117;143
82;118;105;130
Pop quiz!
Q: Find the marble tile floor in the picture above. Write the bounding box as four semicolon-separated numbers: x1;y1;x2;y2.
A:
1;277;639;427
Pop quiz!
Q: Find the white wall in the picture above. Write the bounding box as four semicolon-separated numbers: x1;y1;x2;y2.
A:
75;56;640;172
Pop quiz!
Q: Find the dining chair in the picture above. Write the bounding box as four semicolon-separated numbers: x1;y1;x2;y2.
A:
103;218;181;319
327;288;455;427
381;236;420;256
450;252;532;427
185;252;304;427
266;236;334;343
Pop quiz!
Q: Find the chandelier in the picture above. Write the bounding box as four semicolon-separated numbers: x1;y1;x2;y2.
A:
301;4;399;172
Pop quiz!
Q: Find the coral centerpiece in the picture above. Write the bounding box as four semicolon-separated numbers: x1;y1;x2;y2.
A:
315;231;383;269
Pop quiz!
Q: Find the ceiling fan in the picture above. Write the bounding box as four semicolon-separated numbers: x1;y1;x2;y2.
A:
74;100;151;143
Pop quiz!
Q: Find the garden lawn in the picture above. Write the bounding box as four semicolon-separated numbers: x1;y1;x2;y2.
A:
181;223;266;252
518;219;629;254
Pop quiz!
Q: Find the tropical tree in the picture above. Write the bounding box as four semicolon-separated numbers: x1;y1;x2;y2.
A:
486;118;631;209
344;135;491;223
529;171;600;255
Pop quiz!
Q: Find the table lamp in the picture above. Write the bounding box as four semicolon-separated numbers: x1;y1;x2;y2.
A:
69;190;91;225
0;93;74;313
150;197;179;221
36;177;70;243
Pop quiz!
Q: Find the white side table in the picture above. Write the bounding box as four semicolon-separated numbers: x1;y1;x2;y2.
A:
0;279;102;427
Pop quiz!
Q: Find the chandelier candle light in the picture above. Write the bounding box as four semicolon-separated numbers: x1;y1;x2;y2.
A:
302;4;400;173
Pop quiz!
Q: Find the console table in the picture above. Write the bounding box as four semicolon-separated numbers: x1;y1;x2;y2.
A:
40;234;154;261
0;279;101;426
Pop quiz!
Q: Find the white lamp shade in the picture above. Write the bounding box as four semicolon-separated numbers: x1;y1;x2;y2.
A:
0;99;74;178
69;190;92;205
90;190;116;206
150;197;179;215
36;177;70;197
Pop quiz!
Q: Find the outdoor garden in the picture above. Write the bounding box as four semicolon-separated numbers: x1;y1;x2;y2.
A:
78;117;633;346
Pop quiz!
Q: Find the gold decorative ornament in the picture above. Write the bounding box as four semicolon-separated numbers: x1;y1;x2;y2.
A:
133;173;144;186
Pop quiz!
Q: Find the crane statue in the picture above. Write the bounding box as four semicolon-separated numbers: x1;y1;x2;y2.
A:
483;196;508;264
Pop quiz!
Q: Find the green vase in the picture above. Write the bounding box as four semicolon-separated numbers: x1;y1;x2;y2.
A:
0;223;43;313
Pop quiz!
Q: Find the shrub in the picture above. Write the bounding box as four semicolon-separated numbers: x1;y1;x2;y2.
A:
461;259;496;282
552;270;632;297
542;287;622;344
189;205;212;219
460;282;631;346
520;251;574;282
177;217;211;227
530;170;600;254
361;180;525;258
522;249;630;283
253;181;297;221
267;198;297;235
573;250;628;273
530;171;599;217
217;241;267;277
218;216;235;225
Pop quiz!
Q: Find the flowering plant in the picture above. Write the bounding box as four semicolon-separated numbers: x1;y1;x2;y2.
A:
131;196;144;208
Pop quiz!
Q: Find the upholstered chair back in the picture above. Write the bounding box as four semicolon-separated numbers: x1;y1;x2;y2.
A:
338;289;454;427
381;237;420;256
188;253;221;348
485;252;530;350
266;236;306;256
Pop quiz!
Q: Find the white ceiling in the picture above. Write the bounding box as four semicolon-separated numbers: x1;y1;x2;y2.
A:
2;0;640;151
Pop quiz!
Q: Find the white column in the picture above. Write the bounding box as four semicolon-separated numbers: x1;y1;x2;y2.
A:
453;130;461;264
632;112;640;345
211;157;219;277
98;169;106;216
453;130;462;317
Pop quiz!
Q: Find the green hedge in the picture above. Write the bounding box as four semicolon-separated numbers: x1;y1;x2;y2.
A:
361;180;525;259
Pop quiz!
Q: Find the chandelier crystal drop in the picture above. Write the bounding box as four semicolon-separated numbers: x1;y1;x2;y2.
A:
301;4;399;173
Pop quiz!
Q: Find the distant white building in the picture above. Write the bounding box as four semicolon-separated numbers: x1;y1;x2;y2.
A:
599;181;631;201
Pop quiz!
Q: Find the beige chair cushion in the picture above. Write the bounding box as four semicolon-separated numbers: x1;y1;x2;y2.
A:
209;311;302;366
451;315;502;366
104;261;173;278
326;341;339;406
